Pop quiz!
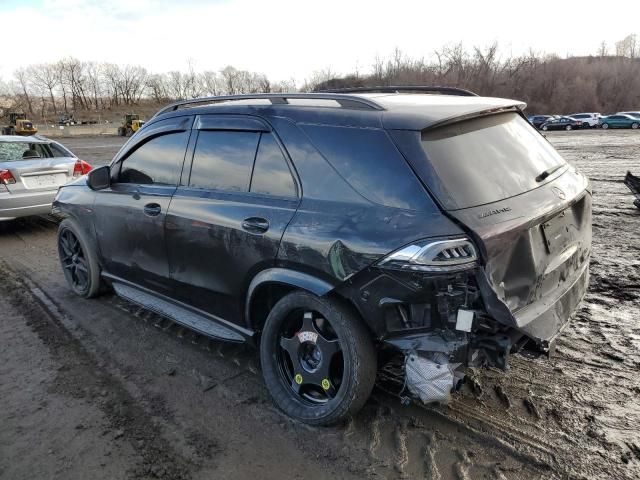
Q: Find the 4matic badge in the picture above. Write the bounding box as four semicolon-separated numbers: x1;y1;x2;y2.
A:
479;206;512;219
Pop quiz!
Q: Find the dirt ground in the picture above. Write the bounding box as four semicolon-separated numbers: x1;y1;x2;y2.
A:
0;130;638;480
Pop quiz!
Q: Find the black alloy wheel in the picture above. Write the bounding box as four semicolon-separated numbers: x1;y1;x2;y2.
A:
277;310;343;404
57;218;102;298
260;291;376;425
59;228;89;293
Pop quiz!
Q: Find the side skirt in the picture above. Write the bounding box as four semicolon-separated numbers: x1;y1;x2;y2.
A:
104;274;253;343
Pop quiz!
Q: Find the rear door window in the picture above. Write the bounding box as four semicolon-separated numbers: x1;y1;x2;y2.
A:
189;131;260;192
250;133;296;197
419;112;566;210
118;132;189;185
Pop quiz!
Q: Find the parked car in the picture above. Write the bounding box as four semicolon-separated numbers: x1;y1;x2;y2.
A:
539;116;585;131
528;115;552;129
568;113;601;128
0;135;92;221
53;89;592;425
600;114;640;129
617;111;640;119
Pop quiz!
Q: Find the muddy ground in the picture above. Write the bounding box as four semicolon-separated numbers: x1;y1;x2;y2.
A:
0;130;638;480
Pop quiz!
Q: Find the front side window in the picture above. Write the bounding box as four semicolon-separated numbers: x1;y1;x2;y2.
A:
119;132;189;185
189;130;260;192
250;133;296;197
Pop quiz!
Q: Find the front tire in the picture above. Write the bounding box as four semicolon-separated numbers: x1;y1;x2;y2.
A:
542;125;548;131
260;291;376;425
57;218;102;298
602;123;609;129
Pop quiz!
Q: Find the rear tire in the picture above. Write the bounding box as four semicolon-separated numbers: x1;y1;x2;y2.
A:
632;123;639;129
542;125;548;131
566;125;572;131
260;291;376;426
57;218;102;298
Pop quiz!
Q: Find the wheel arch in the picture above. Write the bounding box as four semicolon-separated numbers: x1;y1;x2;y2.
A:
245;268;336;331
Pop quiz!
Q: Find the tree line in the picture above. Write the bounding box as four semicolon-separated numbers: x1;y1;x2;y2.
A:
1;34;639;119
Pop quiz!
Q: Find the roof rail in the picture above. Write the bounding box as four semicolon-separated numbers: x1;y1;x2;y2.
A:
320;85;479;97
152;93;384;118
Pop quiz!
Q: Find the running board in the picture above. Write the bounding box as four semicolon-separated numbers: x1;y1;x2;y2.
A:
112;282;245;342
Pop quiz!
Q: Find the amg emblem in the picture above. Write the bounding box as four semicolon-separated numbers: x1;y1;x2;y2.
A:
479;206;512;219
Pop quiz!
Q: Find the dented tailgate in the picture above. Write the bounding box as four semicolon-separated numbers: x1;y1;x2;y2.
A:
449;169;592;345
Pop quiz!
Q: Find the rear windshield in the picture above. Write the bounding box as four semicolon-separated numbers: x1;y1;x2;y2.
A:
0;142;53;162
420;112;566;210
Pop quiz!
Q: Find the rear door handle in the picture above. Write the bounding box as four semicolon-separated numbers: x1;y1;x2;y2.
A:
241;217;269;234
143;203;162;217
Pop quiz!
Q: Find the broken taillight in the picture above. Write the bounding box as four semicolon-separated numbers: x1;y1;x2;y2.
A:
0;169;16;185
73;159;93;177
377;238;479;272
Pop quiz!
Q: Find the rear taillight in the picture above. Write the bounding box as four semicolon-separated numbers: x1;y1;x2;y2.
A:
73;159;93;177
377;238;479;273
0;169;16;185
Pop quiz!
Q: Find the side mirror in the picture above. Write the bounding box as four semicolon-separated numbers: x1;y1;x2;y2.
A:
87;165;111;190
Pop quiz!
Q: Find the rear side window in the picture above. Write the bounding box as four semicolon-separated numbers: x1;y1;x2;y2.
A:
420;112;566;210
0;142;52;161
250;134;296;197
119;132;189;185
189;131;259;192
49;143;74;158
301;125;430;210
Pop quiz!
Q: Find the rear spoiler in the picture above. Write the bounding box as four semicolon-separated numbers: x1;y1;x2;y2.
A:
422;104;527;131
382;98;527;131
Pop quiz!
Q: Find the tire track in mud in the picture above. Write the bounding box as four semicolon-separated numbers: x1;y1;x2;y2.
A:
0;261;196;480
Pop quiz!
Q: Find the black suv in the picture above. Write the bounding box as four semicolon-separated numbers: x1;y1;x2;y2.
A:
54;87;592;425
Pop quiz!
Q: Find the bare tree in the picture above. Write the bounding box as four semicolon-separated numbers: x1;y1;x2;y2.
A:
615;34;638;58
13;68;34;116
30;63;59;115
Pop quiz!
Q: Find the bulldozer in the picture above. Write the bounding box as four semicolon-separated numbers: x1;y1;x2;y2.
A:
2;112;38;136
117;114;145;136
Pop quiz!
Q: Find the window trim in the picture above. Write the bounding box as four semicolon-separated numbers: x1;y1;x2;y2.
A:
182;114;301;199
110;115;194;168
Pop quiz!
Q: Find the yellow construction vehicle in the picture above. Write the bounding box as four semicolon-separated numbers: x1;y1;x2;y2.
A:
117;114;145;136
2;112;38;136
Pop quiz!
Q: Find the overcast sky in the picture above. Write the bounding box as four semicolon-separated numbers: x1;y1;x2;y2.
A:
0;0;638;84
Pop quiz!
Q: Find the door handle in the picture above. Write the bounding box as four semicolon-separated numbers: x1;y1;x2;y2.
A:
241;217;269;234
143;203;162;217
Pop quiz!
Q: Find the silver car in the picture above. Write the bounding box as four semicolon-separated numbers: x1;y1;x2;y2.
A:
0;135;91;221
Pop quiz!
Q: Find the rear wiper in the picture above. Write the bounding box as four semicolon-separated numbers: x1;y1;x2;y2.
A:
536;165;564;182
